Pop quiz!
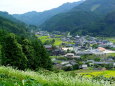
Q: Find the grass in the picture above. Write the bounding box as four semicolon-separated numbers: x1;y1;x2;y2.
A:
38;36;51;43
0;66;115;86
54;38;63;46
55;35;63;37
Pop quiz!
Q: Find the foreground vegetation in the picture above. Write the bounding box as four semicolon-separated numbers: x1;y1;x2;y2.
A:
0;30;52;70
0;66;115;86
0;15;52;71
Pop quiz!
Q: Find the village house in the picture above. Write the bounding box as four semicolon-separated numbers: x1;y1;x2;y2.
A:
64;53;81;59
79;64;88;69
52;49;65;56
64;53;74;57
76;50;93;55
36;31;50;36
94;62;114;65
44;45;52;50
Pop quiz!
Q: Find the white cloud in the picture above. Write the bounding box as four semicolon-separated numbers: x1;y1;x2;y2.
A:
0;0;80;14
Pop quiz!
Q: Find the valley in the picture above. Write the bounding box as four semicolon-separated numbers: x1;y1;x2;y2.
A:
0;0;115;86
35;31;115;71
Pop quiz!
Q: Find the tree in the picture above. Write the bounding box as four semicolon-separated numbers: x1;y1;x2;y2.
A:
94;57;101;61
1;33;27;70
51;39;55;45
0;30;52;70
32;39;52;70
0;45;2;65
21;38;35;69
92;44;98;49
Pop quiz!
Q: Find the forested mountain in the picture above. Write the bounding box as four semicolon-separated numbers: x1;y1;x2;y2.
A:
0;11;22;23
13;1;84;25
41;0;115;36
72;0;115;15
0;16;28;35
41;11;99;32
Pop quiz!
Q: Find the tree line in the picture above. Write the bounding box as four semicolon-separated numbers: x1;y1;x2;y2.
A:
0;30;52;70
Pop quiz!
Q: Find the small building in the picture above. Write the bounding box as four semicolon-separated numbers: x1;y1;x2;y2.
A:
65;64;73;67
113;63;115;67
98;47;106;51
87;60;95;63
62;47;74;51
77;50;93;55
52;49;65;56
65;53;74;57
61;61;69;65
44;45;52;50
79;64;88;69
94;62;114;65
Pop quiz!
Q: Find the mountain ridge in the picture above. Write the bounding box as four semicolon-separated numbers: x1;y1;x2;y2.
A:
0;15;28;35
41;0;115;36
0;11;23;23
13;1;84;25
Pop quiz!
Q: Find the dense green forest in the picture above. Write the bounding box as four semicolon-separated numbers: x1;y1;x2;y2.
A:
41;0;115;37
0;11;23;23
0;16;28;35
70;11;115;37
0;16;52;70
72;0;115;15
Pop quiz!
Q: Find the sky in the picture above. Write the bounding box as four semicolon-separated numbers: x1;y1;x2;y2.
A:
0;0;81;14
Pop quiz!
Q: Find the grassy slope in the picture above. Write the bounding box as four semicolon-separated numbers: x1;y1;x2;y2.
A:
0;66;115;86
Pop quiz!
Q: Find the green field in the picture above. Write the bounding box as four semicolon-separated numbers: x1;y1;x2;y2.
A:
76;70;115;77
105;38;115;43
39;36;63;46
107;53;115;57
38;36;51;43
0;66;115;86
38;36;74;46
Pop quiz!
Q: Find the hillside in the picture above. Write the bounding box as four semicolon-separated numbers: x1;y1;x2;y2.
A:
71;11;115;36
41;0;115;36
0;16;28;35
0;11;22;24
72;0;115;15
0;15;52;71
13;1;84;25
0;66;114;86
41;11;99;32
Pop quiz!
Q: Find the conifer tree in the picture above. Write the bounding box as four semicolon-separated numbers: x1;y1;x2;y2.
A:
21;38;35;69
32;39;52;70
0;45;2;65
2;33;27;70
